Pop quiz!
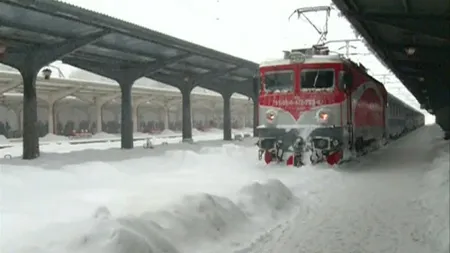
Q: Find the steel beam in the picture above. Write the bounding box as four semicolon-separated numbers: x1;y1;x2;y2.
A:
64;53;191;84
143;53;192;76
385;43;450;56
94;42;162;60
392;52;450;64
4;30;109;70
194;66;242;84
395;59;448;69
150;73;251;97
348;13;448;40
349;12;450;21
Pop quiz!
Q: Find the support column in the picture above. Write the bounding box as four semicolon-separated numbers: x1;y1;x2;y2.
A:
163;106;170;130
180;86;194;142
132;105;139;133
95;104;103;133
119;83;134;149
47;102;55;135
3;30;109;160
12;107;23;133
222;91;232;141
21;68;39;159
19;109;23;133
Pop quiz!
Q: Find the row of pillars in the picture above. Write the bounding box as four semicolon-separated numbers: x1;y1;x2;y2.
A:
4;30;259;160
42;101;243;134
19;71;259;160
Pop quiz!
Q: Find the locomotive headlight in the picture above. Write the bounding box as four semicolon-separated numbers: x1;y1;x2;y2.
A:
319;112;329;121
316;109;331;124
266;109;277;123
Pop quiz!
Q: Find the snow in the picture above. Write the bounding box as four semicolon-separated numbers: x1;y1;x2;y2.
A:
1;139;298;253
1;125;448;253
92;132;116;139
192;128;203;135
39;133;68;142
234;125;450;253
0;132;226;158
414;136;449;252
0;134;9;144
206;127;222;133
160;129;176;135
133;132;152;138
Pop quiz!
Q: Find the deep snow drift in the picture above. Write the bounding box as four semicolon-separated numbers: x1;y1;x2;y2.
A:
1;141;302;253
0;134;9;144
235;125;449;253
413;133;449;252
1;125;448;253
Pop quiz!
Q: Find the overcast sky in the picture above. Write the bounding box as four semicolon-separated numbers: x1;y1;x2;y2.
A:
58;0;433;122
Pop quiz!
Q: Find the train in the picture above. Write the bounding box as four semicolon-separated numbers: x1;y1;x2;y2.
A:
255;45;425;167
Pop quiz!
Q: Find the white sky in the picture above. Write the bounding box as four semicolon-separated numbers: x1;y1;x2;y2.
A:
60;0;434;123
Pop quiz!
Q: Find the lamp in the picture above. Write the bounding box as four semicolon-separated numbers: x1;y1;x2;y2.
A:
42;68;52;80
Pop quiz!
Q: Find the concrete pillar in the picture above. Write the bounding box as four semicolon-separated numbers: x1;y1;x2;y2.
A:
10;30;109;160
163;106;170;130
19;109;23;133
21;68;40;159
119;83;134;149
12;107;23;133
95;104;103;133
222;91;232;141
132;104;139;133
181;86;194;142
48;102;55;135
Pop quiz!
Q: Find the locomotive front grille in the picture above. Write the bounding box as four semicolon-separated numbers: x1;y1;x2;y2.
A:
311;137;331;150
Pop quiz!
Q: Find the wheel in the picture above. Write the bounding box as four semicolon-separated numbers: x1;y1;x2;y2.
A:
354;137;364;153
310;151;321;165
294;155;303;167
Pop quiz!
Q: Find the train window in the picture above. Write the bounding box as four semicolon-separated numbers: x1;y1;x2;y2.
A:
263;70;294;93
300;69;335;90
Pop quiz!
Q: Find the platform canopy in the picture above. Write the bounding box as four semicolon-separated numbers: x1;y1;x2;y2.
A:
332;0;450;111
0;0;259;97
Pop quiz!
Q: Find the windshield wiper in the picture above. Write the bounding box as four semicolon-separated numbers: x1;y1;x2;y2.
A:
312;71;320;88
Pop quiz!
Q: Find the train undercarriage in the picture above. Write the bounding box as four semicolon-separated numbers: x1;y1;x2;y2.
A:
255;125;389;167
256;127;346;167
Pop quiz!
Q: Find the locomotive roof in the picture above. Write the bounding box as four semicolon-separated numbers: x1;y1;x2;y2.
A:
259;54;345;67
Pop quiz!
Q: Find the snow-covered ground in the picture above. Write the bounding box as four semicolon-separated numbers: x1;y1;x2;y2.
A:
0;125;448;253
0;128;253;158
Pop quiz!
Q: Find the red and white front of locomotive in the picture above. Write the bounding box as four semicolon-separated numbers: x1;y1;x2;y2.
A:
257;56;345;145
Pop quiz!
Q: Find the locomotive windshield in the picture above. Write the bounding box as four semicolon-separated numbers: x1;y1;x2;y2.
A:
300;69;335;89
263;70;294;93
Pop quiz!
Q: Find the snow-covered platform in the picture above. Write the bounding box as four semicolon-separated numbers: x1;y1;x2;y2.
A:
1;125;448;253
0;128;254;157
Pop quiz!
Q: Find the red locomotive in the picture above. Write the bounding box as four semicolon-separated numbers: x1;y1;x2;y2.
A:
256;46;424;166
